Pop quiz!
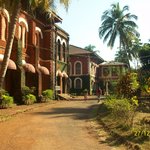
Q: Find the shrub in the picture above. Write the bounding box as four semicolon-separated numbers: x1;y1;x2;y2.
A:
23;94;36;105
21;86;31;96
104;97;138;127
21;86;35;96
0;89;9;96
0;95;14;109
117;72;139;98
21;86;36;105
42;89;54;102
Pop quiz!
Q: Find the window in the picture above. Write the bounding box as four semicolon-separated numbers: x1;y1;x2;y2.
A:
68;78;72;89
74;78;82;89
57;40;61;60
75;61;82;75
112;67;118;76
103;67;110;77
63;43;66;62
18;17;29;49
1;16;7;40
0;9;9;41
69;63;72;75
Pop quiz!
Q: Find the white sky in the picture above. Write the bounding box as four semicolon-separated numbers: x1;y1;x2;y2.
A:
56;0;150;61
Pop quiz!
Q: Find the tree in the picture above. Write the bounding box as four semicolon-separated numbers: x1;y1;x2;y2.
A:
139;43;150;69
0;0;70;90
115;49;129;64
84;44;96;52
99;2;139;68
115;38;142;68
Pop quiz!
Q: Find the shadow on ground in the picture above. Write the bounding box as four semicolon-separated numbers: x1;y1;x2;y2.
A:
32;103;99;121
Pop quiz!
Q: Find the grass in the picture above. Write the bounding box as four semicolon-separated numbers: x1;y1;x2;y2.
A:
96;103;150;150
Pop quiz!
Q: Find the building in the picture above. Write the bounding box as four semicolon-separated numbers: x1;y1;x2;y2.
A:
68;45;104;95
98;61;128;95
0;6;69;102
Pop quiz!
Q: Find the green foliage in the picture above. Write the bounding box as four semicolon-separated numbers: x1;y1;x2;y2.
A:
99;2;139;50
139;43;150;68
42;89;54;102
84;44;96;52
21;86;31;96
21;86;35;96
23;94;36;105
138;69;150;96
0;95;14;109
104;96;138;127
21;86;36;105
0;89;9;96
117;72;139;98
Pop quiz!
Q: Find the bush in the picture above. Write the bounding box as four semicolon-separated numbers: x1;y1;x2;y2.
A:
0;95;14;109
117;72;139;98
21;86;31;96
104;97;138;127
23;94;36;105
0;89;9;96
42;89;54;102
21;86;36;105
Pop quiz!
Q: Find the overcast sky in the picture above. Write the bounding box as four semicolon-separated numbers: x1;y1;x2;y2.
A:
56;0;150;61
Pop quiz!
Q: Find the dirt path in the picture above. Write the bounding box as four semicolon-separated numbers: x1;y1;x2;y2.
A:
0;100;125;150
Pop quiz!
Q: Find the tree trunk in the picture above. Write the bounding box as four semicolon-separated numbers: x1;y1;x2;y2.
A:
0;1;21;90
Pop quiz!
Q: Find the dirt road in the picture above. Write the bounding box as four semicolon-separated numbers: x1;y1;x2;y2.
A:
0;100;125;150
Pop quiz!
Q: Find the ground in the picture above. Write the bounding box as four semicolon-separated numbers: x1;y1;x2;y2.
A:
0;100;126;150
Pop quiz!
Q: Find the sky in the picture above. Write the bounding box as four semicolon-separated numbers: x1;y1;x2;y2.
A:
56;0;150;61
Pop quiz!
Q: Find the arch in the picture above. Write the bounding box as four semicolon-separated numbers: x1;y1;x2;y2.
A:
56;35;61;42
68;78;72;89
74;78;82;89
62;42;66;62
61;39;67;46
74;61;82;75
35;26;43;39
19;17;29;32
3;9;10;22
57;39;61;60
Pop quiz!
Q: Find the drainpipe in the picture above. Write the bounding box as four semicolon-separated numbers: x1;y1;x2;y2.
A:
54;26;57;100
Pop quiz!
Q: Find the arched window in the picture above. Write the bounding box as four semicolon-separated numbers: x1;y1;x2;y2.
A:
74;78;82;89
57;40;61;60
68;78;72;89
63;43;66;62
75;61;82;75
1;16;7;40
18;17;29;49
0;9;10;41
69;62;72;75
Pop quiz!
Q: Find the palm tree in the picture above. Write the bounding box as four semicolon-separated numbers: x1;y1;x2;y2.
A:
99;2;139;67
0;0;70;90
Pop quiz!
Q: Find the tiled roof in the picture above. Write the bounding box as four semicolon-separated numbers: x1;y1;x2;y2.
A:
69;45;104;62
99;61;127;66
69;45;92;55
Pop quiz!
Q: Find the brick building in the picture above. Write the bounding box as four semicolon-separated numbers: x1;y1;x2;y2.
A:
68;45;104;95
0;7;69;102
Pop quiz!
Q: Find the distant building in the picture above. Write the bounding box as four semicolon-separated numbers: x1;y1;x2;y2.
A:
98;61;128;95
68;45;104;95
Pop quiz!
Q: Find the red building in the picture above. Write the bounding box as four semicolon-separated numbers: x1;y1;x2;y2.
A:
69;45;104;95
0;7;69;102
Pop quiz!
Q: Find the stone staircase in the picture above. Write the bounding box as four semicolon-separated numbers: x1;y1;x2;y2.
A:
57;94;73;100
